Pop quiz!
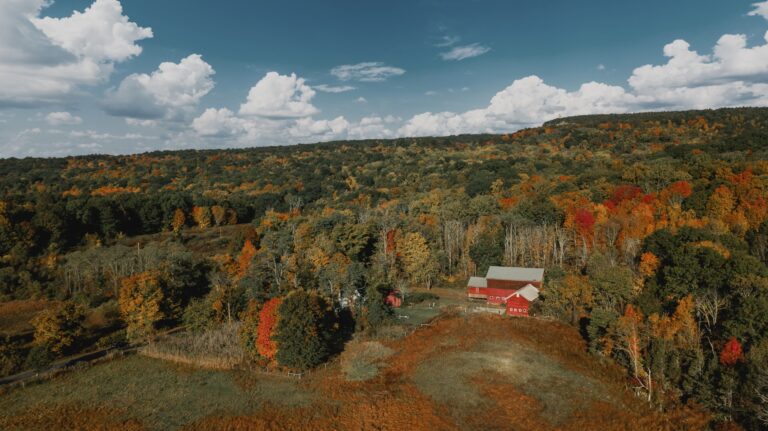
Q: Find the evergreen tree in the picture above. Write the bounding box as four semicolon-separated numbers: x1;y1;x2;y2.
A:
274;290;335;370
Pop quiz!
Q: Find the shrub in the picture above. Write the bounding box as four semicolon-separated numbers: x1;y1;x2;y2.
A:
238;300;261;360
84;301;121;330
94;330;128;350
183;297;217;333
0;336;24;377
24;345;53;371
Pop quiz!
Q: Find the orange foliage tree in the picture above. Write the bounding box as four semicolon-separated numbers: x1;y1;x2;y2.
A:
191;206;211;229
237;240;257;278
171;208;186;233
638;252;660;278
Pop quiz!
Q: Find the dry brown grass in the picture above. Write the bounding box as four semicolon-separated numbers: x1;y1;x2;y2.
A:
185;313;709;431
0;299;53;335
0;404;145;431
139;323;244;370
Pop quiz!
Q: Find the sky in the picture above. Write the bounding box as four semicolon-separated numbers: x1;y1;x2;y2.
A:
2;0;768;158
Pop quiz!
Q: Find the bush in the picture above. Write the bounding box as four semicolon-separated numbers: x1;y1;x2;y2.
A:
238;300;261;360
24;344;53;371
340;340;394;381
0;336;24;377
183;297;217;333
84;301;121;330
94;329;128;350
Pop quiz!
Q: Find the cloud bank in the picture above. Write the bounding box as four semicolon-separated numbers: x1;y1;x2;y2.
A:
0;0;151;107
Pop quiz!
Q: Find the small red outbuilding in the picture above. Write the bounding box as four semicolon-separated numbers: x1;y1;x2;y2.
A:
385;290;402;308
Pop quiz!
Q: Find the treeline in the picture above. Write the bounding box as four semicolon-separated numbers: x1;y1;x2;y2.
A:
1;108;768;429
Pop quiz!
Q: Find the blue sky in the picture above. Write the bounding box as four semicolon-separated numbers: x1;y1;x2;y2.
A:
1;0;768;157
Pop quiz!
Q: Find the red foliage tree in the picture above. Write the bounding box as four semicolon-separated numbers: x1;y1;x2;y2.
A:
610;185;643;206
385;229;397;254
719;337;744;366
256;297;282;361
668;181;693;199
573;209;596;236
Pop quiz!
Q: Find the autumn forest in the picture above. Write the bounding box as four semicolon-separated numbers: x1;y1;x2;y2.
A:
1;107;768;430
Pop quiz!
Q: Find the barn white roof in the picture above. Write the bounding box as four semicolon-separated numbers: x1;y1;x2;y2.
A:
486;266;544;282
514;284;540;302
467;276;487;288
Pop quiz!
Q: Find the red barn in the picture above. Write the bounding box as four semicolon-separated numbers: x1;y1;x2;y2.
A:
467;266;543;317
467;276;487;299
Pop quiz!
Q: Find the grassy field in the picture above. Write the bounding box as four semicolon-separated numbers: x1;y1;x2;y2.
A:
0;311;711;430
392;286;466;327
0;355;313;430
0;300;53;336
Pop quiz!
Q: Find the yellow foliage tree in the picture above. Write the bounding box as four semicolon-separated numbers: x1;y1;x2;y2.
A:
119;272;164;342
559;274;594;325
707;185;735;233
191;206;211;229
399;232;436;289
211;205;227;226
171;208;186;233
31;302;86;355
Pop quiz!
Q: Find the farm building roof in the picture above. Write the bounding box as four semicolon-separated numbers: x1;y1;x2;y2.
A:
513;284;540;302
486;266;544;282
467;276;487;288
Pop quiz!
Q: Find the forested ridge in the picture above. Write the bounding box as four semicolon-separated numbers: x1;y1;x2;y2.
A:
2;107;768;429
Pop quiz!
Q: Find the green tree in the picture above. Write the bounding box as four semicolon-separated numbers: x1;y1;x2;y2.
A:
469;231;503;276
361;283;394;334
274;290;335;370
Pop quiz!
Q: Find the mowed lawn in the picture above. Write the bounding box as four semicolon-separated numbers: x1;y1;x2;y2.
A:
0;355;314;430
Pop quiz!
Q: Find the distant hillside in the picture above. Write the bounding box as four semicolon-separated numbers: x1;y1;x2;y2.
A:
544;106;768;128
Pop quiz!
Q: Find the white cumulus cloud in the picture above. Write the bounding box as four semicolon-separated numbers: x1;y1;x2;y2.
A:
0;0;151;107
749;1;768;20
239;72;318;118
46;111;82;126
32;0;153;63
104;54;215;121
192;108;245;138
330;62;405;82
